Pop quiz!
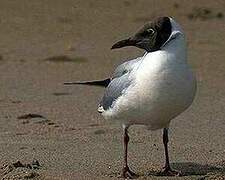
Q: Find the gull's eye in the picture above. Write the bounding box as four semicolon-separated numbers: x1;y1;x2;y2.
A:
146;28;155;35
140;28;155;37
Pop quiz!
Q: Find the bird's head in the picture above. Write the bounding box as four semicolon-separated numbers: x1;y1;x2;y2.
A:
111;17;183;52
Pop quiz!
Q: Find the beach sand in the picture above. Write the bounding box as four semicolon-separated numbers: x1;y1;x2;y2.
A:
0;0;225;179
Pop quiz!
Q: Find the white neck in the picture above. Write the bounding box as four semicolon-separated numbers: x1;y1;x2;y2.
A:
161;18;187;63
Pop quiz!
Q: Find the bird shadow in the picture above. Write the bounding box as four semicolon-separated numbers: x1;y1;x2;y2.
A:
147;162;225;177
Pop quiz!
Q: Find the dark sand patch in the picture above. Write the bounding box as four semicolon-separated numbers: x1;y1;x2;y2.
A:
89;123;100;127
0;160;41;179
56;17;73;24
15;132;29;136
17;114;46;120
19;59;26;63
43;55;87;63
47;122;55;126
173;3;179;9
94;129;106;135
17;113;50;124
123;0;131;7
11;100;22;104
52;92;71;96
187;7;224;20
19;147;28;150
12;160;40;170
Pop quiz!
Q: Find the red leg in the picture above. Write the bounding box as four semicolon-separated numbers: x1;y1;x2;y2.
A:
121;126;138;179
159;128;181;176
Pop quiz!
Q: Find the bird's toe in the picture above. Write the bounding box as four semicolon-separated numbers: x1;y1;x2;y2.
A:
158;167;182;176
121;166;138;179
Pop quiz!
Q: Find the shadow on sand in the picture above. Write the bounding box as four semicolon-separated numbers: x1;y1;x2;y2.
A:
105;162;225;179
147;162;225;177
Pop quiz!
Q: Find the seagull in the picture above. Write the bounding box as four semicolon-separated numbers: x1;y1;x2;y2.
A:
64;17;197;178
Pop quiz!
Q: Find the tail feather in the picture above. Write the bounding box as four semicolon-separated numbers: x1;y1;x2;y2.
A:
64;78;110;87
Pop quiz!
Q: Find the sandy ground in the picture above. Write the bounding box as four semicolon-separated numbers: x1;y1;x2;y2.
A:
0;0;225;179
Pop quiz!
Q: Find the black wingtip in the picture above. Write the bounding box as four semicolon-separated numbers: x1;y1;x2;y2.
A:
64;82;81;85
63;79;111;87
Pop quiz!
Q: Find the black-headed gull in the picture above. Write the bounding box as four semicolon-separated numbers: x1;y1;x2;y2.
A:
65;17;197;178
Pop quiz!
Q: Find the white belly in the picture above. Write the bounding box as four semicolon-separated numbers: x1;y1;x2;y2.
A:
102;52;197;130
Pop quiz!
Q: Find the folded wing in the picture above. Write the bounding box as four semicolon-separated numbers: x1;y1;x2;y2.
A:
99;57;142;111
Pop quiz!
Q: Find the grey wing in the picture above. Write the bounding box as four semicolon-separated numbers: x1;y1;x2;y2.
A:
112;57;141;78
99;57;141;111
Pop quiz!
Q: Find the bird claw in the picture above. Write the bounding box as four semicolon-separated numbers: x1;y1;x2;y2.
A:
121;166;138;179
158;166;182;176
